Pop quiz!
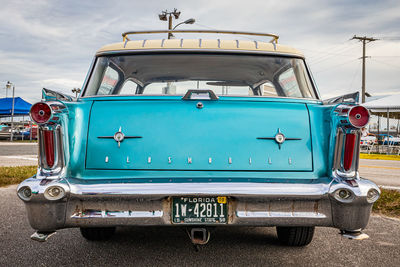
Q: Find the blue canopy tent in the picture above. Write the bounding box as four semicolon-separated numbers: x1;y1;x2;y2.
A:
0;97;32;117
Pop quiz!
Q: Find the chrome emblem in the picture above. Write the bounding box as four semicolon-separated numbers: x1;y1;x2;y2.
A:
97;126;142;148
274;131;286;148
257;128;301;150
113;127;125;148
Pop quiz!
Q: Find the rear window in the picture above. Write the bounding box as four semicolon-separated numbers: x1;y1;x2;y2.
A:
83;53;317;99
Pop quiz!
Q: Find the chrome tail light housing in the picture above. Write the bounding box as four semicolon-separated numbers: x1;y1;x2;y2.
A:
30;101;67;178
331;104;370;179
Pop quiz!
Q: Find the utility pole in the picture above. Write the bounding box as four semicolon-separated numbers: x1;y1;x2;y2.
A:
351;35;378;103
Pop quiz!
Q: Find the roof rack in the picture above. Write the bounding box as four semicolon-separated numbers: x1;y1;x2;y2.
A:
121;30;279;44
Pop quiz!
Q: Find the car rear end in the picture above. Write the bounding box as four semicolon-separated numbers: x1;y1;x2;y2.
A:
17;36;380;245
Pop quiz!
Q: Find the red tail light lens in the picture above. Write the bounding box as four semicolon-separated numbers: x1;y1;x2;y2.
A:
30;103;52;124
43;130;55;167
348;106;370;128
343;133;356;171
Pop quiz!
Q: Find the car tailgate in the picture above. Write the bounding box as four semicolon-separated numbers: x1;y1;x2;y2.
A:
86;99;313;171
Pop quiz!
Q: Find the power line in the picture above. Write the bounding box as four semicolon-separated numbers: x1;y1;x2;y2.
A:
370;58;400;70
308;43;359;65
314;58;359;74
348;59;362;91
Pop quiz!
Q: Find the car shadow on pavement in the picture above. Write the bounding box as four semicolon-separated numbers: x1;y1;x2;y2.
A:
105;226;283;248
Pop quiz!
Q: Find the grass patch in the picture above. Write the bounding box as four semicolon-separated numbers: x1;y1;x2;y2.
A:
360;153;400;161
373;189;400;218
0;166;36;187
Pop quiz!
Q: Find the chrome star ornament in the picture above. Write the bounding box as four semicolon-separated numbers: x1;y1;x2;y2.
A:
274;128;286;149
97;126;142;148
113;127;125;148
256;128;301;150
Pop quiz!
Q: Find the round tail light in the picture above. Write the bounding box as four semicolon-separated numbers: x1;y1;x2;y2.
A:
348;106;370;128
30;102;52;124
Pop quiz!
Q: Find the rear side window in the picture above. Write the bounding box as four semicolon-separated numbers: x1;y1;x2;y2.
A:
98;67;119;95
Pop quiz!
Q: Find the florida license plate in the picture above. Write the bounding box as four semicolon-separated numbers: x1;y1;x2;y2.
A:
172;196;228;224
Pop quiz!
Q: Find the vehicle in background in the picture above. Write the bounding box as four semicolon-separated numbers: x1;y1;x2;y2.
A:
383;135;400;145
0;126;11;140
360;133;377;145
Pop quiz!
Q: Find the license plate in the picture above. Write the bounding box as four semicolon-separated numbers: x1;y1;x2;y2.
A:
172;196;228;224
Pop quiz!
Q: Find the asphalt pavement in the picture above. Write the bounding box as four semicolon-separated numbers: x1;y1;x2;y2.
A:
359;159;400;188
0;142;38;166
0;184;400;266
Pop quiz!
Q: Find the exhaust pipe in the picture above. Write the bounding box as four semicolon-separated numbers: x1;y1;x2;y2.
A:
340;230;369;240
188;228;210;245
31;231;56;242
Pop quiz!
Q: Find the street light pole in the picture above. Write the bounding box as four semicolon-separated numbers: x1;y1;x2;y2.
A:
72;88;81;98
6;81;15;142
158;9;195;39
168;13;173;39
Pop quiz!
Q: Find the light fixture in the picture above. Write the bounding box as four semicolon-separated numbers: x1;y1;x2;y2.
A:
184;18;195;24
172;9;181;19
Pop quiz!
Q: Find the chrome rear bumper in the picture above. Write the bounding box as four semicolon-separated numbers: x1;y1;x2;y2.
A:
17;177;379;232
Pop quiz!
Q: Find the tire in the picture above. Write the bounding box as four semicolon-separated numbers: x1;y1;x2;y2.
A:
80;227;116;241
276;226;315;246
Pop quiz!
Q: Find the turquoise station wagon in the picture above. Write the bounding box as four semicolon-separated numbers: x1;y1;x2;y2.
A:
18;30;379;246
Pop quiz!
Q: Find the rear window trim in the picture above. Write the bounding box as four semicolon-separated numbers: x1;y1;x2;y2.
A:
81;50;320;100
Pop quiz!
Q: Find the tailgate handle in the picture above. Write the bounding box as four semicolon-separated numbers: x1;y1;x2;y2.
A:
182;89;219;100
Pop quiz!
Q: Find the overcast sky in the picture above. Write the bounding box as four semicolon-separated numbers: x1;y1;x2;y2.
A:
0;0;399;103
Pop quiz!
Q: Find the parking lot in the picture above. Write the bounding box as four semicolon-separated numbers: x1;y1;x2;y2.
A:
0;184;399;266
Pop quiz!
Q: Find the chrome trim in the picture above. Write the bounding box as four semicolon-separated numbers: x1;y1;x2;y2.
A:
17;177;379;231
71;210;163;219
68;182;330;197
37;125;65;179
236;211;326;219
42;88;75;102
